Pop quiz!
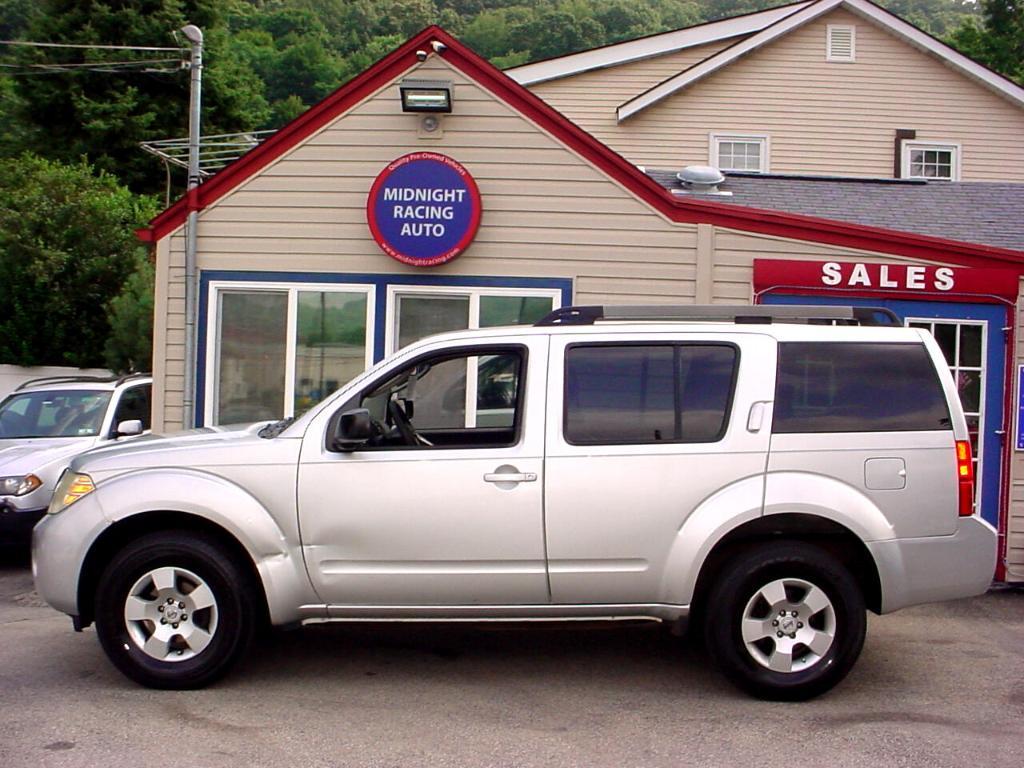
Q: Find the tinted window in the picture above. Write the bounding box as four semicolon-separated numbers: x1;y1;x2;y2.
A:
773;343;950;433
565;344;737;445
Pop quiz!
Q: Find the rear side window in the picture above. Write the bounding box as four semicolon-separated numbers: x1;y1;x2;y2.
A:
773;342;950;433
565;344;737;445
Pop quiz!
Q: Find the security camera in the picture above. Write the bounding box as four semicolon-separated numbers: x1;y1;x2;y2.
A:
431;41;447;54
415;49;428;62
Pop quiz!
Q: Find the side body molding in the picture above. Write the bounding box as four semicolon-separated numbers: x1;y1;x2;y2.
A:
659;474;766;605
90;468;319;625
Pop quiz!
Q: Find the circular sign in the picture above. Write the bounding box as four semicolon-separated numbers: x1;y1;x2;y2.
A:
366;152;482;267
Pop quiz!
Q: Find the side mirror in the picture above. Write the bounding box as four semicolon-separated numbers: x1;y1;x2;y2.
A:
115;419;144;438
332;409;372;451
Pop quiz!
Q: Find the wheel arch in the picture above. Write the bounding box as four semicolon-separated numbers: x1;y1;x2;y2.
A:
77;511;271;630
689;513;883;627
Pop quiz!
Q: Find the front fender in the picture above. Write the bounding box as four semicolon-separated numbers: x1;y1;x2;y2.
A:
660;474;765;605
91;468;318;624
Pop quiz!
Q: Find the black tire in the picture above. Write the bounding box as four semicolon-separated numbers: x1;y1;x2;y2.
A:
703;541;866;701
94;530;256;689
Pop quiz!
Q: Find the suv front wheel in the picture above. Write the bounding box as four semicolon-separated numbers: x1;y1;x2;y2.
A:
94;531;256;689
703;541;866;701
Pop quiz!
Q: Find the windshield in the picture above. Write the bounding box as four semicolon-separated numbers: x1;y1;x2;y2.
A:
0;389;112;438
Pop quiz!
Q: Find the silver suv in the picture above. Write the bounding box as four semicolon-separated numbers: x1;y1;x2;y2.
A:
32;307;996;699
0;374;151;541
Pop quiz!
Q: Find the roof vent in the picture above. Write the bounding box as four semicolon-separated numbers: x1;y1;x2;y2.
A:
675;165;731;196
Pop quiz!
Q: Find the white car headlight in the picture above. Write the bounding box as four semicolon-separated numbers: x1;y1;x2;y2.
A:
0;474;42;497
48;471;95;514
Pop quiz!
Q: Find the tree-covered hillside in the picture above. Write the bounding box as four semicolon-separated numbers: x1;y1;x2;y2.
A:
0;0;1001;196
0;0;1017;369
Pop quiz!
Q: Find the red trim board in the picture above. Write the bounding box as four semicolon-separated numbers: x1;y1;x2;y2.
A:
137;25;1024;271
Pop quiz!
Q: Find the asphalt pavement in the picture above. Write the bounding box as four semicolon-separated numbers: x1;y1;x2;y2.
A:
1;547;1022;768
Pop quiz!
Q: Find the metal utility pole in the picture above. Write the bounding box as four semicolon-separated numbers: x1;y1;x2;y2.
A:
181;24;202;429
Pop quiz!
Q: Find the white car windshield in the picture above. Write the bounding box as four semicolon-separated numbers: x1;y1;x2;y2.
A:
0;389;112;438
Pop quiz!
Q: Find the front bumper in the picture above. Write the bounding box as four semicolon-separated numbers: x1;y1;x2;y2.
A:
32;492;109;617
0;501;46;539
869;516;998;613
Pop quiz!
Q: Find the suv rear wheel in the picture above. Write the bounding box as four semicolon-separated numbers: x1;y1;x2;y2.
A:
94;531;255;689
703;541;866;700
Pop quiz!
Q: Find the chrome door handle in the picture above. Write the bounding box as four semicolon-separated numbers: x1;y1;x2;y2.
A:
484;471;537;484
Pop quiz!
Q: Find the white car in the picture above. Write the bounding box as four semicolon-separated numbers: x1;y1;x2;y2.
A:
32;306;996;699
0;374;151;541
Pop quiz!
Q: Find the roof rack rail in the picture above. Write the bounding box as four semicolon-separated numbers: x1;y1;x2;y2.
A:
534;304;900;327
14;371;151;391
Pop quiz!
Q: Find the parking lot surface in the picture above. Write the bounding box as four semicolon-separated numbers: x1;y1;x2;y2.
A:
1;549;1022;768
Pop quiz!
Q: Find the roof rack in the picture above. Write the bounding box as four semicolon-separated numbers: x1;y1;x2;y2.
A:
534;305;900;327
14;372;151;391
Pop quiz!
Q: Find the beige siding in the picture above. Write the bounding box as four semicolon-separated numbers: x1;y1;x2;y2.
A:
529;40;733;164
1008;283;1024;581
151;55;702;428
709;226;948;303
528;8;1024;180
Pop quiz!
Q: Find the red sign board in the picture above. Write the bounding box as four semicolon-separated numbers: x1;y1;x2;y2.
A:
753;259;1020;303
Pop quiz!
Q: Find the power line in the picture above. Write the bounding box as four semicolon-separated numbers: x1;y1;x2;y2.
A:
0;58;182;69
0;40;185;52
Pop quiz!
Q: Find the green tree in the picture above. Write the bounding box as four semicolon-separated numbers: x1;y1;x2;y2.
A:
104;251;155;373
8;1;267;193
0;153;158;367
948;0;1024;85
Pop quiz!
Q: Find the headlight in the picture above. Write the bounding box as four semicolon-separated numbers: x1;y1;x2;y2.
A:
0;474;42;497
48;471;95;515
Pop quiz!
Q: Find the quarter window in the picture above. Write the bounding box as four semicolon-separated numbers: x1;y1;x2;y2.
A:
564;344;737;445
773;342;950;433
710;134;768;173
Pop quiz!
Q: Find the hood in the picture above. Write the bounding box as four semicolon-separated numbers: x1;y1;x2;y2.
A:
71;421;283;473
0;437;95;476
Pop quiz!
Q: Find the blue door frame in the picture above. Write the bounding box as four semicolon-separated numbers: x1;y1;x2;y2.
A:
763;293;1006;528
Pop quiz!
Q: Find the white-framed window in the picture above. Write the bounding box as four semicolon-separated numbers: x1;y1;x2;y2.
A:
385;285;563;354
906;317;986;508
902;141;961;181
826;24;856;62
205;281;375;425
709;133;769;173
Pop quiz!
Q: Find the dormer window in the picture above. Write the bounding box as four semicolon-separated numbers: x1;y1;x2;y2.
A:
902;142;961;180
710;133;769;173
827;25;855;62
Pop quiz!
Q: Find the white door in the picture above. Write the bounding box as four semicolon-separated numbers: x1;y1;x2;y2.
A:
297;335;550;607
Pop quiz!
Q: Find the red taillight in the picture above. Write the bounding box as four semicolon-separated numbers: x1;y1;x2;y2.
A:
956;440;974;516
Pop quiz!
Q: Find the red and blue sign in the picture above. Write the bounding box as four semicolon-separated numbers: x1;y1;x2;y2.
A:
367;152;482;267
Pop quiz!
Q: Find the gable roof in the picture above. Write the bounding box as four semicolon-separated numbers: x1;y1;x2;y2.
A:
646;171;1024;252
505;1;811;86
138;24;1024;270
619;0;1024;120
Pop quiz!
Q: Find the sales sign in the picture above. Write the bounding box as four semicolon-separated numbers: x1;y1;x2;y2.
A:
366;152;482;267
